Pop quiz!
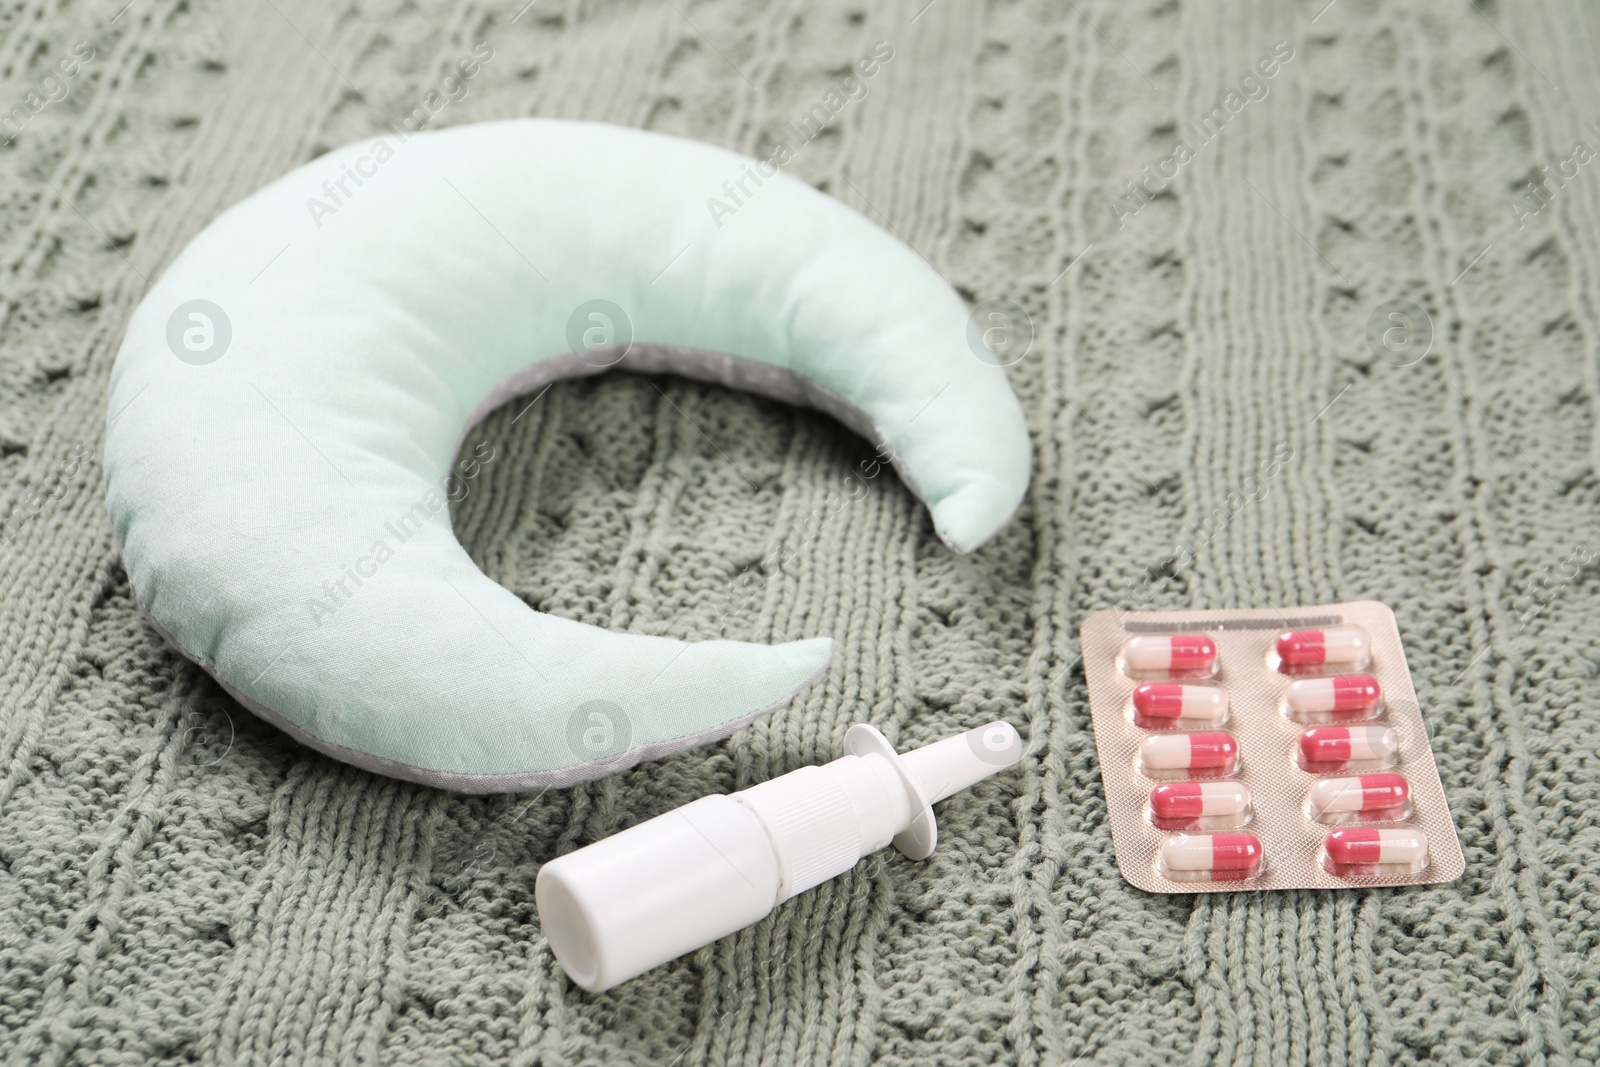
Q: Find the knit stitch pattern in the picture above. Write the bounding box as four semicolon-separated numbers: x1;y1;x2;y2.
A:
1;0;1597;1064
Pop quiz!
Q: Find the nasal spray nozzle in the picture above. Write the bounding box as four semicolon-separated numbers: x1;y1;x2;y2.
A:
535;720;1025;992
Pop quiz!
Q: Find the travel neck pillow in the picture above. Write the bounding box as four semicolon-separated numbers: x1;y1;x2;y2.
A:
104;119;1030;792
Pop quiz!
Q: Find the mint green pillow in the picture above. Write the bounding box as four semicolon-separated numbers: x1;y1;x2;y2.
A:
104;119;1030;791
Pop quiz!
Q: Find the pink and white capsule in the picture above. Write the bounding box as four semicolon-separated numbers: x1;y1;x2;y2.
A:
1307;774;1409;815
1324;828;1428;867
1132;684;1229;724
1285;675;1382;717
1123;634;1216;673
1150;781;1251;819
1299;725;1397;765
1275;626;1370;667
1159;833;1262;875
1140;732;1237;772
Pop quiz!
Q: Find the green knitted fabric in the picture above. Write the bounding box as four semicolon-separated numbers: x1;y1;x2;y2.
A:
1;0;1597;1064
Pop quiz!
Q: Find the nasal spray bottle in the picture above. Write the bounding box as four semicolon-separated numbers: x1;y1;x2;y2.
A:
536;720;1024;992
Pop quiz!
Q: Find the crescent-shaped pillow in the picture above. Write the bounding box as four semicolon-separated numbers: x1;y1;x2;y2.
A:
104;119;1031;792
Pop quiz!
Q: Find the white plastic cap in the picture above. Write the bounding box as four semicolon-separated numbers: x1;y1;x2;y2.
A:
535;720;1024;992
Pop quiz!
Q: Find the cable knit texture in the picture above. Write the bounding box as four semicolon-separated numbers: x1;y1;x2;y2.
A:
1;1;1598;1064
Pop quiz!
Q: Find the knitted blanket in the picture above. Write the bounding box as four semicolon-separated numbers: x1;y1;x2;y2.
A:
2;0;1596;1063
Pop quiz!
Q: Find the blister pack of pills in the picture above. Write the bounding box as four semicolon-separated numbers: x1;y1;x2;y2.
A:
1079;601;1465;893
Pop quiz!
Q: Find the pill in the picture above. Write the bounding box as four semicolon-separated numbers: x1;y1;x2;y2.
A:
1150;781;1251;819
1324;828;1428;867
1285;675;1382;718
1124;634;1217;673
1159;833;1263;875
1132;683;1229;724
1307;774;1410;816
1140;732;1238;772
1275;626;1370;667
1299;726;1397;766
